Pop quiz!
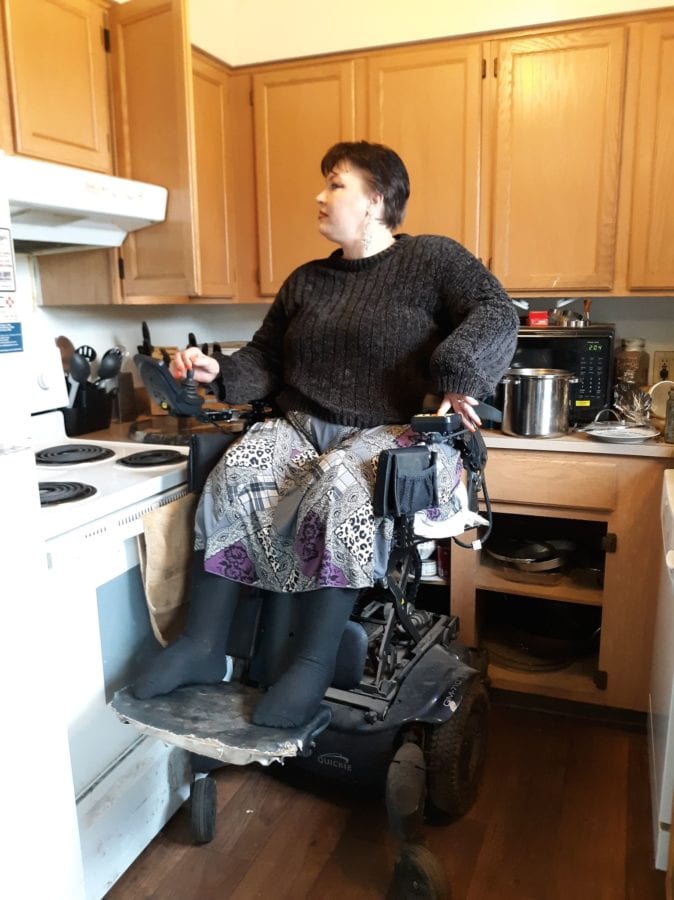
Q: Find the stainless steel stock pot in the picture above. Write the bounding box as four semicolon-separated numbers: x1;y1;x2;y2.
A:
500;368;578;437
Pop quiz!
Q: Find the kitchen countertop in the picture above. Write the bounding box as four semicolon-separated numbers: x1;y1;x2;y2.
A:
483;427;674;458
84;417;674;459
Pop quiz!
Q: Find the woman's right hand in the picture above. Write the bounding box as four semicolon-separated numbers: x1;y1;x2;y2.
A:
169;347;220;383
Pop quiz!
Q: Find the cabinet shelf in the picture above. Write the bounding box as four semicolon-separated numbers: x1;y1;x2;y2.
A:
488;655;602;702
475;554;604;606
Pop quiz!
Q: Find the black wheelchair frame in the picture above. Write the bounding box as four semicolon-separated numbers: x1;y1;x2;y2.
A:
116;355;500;898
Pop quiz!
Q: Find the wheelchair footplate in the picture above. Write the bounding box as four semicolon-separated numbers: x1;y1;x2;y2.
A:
111;683;332;767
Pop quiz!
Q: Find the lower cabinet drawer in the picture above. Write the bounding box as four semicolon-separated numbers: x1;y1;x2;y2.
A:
485;451;618;511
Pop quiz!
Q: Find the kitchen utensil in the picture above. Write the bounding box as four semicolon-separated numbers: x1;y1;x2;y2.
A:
212;342;221;354
76;344;97;363
161;347;171;366
201;342;209;355
95;348;123;388
68;351;91;408
55;335;75;373
188;332;198;348
500;368;578;437
137;321;154;356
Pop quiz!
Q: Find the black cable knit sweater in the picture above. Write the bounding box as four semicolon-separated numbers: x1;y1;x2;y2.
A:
214;234;519;427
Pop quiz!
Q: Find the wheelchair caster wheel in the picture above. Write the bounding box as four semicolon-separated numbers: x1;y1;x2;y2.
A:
190;775;217;844
391;843;450;899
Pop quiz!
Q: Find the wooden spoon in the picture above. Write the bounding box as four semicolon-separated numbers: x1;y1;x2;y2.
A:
55;335;75;373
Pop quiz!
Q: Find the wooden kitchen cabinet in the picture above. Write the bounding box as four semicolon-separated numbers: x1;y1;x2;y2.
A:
451;448;672;712
1;0;112;172
485;26;627;292
252;60;362;296
366;42;483;254
626;17;674;291
109;0;237;301
192;50;235;297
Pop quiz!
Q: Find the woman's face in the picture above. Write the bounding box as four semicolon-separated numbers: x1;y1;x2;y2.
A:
316;162;376;245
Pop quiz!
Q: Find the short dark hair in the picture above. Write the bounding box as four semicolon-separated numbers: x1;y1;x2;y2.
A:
320;141;410;230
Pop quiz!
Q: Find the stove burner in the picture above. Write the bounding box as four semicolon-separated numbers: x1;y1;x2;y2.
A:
36;444;115;466
117;449;186;468
39;481;97;506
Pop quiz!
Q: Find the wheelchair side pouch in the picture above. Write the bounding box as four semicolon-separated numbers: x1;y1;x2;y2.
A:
373;446;438;518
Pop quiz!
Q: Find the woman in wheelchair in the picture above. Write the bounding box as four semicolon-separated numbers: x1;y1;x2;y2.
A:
132;141;518;729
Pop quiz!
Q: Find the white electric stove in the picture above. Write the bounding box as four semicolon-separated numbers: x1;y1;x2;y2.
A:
33;408;188;542
28;346;194;897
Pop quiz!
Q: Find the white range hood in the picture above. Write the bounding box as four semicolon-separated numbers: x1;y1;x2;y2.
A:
1;152;168;254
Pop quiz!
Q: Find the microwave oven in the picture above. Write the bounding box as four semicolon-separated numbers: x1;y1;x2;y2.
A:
505;324;615;424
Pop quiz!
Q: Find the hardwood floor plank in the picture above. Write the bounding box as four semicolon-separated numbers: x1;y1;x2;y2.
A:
106;700;667;900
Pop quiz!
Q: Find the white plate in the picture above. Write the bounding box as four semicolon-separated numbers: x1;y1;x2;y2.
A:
648;381;674;419
587;424;660;443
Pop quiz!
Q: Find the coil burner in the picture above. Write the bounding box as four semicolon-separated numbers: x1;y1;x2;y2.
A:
117;449;186;468
36;444;116;465
39;481;98;506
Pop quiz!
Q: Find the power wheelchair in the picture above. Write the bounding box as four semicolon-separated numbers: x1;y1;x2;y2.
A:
112;355;497;899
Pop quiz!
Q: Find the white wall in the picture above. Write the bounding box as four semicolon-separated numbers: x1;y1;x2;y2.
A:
187;0;674;65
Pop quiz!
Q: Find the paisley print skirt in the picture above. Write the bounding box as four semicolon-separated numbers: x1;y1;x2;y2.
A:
195;412;462;593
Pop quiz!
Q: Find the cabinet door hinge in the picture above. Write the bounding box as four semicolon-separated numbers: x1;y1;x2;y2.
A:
493;57;498;77
602;533;617;553
118;256;125;281
593;670;608;690
103;27;111;53
482;59;487;79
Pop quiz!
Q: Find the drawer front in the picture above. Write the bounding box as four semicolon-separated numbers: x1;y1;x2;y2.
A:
485;451;618;511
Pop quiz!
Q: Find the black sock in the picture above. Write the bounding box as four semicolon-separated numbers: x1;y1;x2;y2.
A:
251;587;357;728
133;552;240;700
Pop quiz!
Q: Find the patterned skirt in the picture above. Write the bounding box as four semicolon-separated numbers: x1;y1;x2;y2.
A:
194;411;462;593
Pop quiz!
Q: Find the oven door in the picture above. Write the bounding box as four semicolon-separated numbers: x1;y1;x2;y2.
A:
46;499;191;897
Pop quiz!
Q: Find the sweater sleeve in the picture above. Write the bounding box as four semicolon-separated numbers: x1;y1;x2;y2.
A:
428;239;519;398
211;289;289;404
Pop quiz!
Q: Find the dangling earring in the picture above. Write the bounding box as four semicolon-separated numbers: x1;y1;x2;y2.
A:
361;212;374;255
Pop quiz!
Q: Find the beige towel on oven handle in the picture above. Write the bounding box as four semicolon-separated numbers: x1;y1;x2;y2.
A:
138;492;198;645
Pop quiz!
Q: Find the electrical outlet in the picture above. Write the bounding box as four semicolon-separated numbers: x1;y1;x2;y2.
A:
652;350;674;383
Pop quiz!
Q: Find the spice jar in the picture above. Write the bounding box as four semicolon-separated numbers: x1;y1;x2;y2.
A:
665;388;674;444
615;338;649;388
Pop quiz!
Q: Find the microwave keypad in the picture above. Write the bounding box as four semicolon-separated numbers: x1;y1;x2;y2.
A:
578;354;605;399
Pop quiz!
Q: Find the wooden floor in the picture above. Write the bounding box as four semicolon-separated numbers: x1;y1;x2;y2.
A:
108;696;666;899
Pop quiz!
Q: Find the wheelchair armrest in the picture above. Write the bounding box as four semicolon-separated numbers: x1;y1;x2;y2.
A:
188;432;238;493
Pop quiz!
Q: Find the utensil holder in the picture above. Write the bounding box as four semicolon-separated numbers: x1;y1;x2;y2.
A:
63;383;114;436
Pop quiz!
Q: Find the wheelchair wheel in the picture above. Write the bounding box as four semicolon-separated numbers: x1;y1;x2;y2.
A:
190;774;217;844
391;843;450;899
425;681;489;822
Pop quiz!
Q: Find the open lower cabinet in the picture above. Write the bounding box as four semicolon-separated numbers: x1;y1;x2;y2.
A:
449;447;673;712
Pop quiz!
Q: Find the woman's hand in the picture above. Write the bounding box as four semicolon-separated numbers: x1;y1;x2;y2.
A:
436;392;482;431
169;347;220;384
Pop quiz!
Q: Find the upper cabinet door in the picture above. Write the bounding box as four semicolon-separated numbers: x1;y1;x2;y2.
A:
253;61;358;296
192;52;235;297
627;19;674;291
110;0;197;297
367;43;483;254
490;27;627;292
3;0;112;171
